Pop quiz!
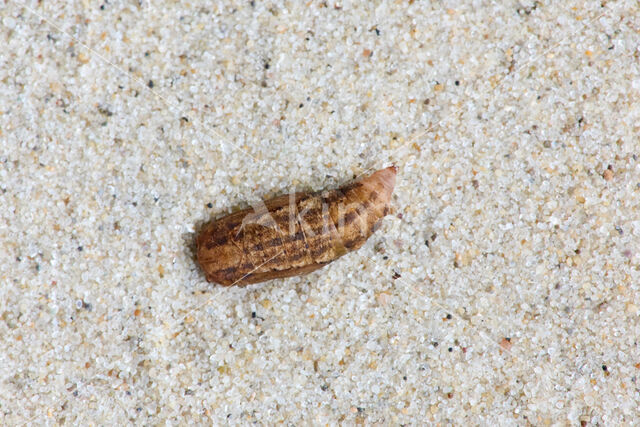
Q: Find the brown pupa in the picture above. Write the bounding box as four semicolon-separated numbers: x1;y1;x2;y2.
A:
196;166;397;286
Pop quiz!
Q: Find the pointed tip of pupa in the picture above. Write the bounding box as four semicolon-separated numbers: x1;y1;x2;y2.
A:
375;164;397;188
360;165;397;202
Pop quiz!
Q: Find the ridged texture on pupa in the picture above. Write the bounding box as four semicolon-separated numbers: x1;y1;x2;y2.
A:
196;166;397;286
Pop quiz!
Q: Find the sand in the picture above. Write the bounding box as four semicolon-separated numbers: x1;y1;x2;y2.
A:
1;0;639;424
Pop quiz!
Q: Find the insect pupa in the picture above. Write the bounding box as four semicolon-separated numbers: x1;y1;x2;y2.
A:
196;166;397;286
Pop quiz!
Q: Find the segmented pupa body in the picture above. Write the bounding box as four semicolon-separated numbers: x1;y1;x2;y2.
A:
196;166;397;286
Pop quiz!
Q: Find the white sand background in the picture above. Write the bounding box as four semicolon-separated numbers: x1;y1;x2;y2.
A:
1;0;640;424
